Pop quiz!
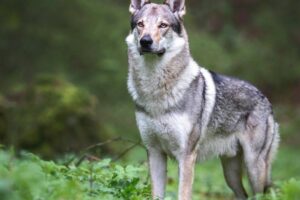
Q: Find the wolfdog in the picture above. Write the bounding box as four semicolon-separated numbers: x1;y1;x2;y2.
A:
126;0;280;199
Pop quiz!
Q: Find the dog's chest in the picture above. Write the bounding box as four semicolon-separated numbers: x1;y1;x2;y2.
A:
136;111;193;158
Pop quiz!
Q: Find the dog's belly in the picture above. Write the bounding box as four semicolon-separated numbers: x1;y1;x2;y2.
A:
197;131;238;160
136;111;193;160
136;111;239;161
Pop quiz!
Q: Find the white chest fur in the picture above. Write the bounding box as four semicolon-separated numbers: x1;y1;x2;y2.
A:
136;111;193;160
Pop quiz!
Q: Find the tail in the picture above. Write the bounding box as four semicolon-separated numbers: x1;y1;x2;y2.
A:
263;115;280;191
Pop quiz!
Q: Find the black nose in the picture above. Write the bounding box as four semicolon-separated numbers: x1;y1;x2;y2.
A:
140;35;153;48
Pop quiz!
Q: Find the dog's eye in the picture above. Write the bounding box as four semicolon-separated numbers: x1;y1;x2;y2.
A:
137;22;144;28
159;23;168;28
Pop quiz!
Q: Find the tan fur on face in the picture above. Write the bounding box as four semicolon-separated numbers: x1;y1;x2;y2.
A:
152;28;161;44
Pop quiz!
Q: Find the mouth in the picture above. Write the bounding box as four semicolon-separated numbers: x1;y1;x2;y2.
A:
139;48;166;57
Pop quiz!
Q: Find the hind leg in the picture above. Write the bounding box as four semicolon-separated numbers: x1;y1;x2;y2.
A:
242;143;277;195
220;153;248;200
243;151;268;194
240;131;268;194
240;115;279;195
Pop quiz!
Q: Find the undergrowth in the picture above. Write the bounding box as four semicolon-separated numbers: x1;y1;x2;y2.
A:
0;150;151;200
0;149;299;200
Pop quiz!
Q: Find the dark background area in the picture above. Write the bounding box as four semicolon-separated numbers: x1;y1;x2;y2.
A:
0;0;299;159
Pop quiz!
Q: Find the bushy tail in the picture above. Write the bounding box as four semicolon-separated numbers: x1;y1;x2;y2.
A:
264;115;280;191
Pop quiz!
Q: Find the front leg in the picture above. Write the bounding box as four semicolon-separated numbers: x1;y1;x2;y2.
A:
148;148;167;200
178;152;197;200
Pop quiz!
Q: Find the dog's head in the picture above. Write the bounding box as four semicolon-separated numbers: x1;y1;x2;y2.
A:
128;0;186;56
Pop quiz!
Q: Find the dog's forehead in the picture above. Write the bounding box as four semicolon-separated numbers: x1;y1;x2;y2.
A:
131;3;182;34
139;3;174;21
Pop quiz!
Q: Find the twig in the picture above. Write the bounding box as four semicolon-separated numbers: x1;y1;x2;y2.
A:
64;137;122;166
65;137;145;167
112;142;140;162
85;137;122;151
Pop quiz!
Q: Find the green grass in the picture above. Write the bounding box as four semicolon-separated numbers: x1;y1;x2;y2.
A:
0;145;299;200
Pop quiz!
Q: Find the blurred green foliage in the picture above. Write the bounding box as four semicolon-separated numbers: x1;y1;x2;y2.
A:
0;76;107;158
0;0;129;101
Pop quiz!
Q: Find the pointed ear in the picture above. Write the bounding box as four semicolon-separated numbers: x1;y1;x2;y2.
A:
164;0;186;18
129;0;150;15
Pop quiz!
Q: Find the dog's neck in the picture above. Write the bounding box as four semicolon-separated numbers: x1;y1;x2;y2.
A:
126;31;200;115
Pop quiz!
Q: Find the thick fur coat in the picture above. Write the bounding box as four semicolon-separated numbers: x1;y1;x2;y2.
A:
126;1;279;199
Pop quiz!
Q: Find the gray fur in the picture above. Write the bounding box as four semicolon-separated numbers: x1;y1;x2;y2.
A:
126;1;280;199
